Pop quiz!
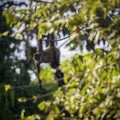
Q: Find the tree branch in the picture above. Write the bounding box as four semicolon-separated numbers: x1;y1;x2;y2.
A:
32;0;54;3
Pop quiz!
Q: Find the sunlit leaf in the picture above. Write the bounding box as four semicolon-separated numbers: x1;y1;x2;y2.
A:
17;97;27;103
20;109;25;120
4;84;11;91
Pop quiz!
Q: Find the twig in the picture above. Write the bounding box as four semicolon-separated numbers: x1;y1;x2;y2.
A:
29;91;54;100
32;0;54;3
14;84;38;89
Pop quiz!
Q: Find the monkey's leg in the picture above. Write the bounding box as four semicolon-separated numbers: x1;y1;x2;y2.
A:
55;67;65;86
50;49;65;86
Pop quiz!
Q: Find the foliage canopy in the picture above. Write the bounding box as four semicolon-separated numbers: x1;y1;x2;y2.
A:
0;0;120;120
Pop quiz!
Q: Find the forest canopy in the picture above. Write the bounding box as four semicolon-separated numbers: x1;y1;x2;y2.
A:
0;0;120;120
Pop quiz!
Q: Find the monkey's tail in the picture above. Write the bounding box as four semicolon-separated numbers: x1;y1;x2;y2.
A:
55;69;65;86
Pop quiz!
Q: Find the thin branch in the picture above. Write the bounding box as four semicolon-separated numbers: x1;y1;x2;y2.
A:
32;0;54;3
28;91;54;101
18;91;54;102
42;35;70;41
58;39;69;48
55;35;70;41
14;84;38;89
13;77;64;89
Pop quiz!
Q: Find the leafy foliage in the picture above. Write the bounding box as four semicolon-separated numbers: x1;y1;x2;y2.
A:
21;49;120;120
0;0;120;120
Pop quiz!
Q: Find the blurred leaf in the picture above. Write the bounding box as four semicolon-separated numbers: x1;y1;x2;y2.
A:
0;31;9;37
4;84;11;91
20;109;25;120
46;111;56;120
32;95;38;102
17;97;27;103
38;101;46;111
53;106;60;114
38;101;50;111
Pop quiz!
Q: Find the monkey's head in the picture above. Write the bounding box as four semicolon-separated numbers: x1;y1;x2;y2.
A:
33;52;40;64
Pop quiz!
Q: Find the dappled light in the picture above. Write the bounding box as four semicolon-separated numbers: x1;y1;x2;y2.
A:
0;0;120;120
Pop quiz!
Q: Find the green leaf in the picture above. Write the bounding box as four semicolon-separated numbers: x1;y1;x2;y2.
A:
38;101;46;111
46;111;56;120
20;109;25;120
53;106;60;114
0;31;9;37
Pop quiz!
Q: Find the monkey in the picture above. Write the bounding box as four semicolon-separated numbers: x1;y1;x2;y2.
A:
33;33;64;93
33;47;60;67
33;33;61;68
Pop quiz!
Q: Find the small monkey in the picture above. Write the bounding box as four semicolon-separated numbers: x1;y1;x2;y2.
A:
33;33;60;68
33;46;60;68
33;34;64;93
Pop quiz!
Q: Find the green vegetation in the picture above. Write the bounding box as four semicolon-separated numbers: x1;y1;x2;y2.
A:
0;0;120;120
